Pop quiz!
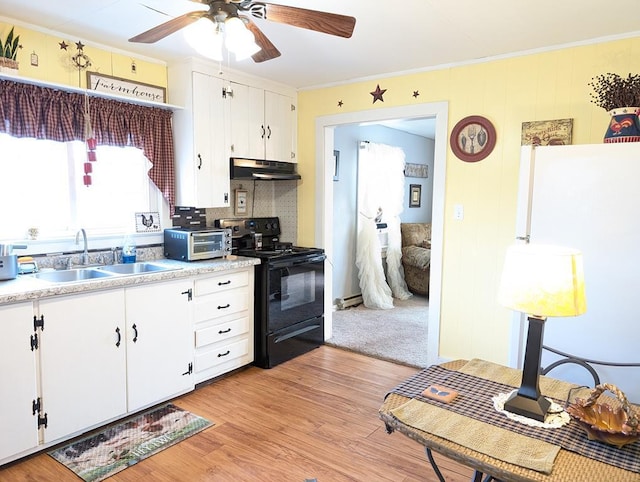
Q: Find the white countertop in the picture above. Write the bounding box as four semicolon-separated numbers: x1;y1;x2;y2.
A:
0;256;261;305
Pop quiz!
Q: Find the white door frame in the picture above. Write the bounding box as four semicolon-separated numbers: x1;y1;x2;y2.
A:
314;101;448;367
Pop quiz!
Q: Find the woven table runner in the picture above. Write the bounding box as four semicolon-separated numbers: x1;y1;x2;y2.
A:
386;361;640;474
390;399;559;473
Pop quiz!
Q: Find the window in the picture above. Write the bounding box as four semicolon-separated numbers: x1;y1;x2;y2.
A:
0;133;164;241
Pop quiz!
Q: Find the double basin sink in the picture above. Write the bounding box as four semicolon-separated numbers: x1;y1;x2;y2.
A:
32;262;179;284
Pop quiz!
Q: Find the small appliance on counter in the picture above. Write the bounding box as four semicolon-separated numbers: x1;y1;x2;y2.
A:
163;227;232;261
0;243;27;280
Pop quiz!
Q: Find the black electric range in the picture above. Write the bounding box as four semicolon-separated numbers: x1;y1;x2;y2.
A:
215;217;326;368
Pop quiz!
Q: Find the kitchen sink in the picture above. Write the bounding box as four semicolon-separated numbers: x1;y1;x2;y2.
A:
34;268;116;283
32;262;180;284
95;262;178;275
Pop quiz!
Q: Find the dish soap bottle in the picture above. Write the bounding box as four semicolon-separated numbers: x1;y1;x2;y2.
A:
122;235;137;264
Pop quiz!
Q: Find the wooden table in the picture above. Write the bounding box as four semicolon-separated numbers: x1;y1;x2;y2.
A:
378;360;640;482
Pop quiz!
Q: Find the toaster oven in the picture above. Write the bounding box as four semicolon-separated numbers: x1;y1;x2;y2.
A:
164;228;232;261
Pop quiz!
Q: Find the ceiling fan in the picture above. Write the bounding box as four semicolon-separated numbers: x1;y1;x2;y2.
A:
129;0;356;63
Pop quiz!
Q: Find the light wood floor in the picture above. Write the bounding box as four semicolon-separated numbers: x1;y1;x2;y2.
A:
1;346;473;481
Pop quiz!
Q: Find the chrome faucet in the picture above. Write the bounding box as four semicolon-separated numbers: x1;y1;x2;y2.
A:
75;228;89;265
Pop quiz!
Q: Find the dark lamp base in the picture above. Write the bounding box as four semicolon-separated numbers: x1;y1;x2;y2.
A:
504;391;551;422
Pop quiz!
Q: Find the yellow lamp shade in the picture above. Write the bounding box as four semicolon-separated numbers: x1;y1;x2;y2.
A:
498;244;586;318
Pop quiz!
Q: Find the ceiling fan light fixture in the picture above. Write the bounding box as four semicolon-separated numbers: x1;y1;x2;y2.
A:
224;16;260;60
184;18;223;61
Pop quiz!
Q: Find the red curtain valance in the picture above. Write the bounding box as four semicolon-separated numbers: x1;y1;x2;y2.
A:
0;79;175;207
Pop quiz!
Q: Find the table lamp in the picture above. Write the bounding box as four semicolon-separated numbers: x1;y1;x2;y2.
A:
498;244;586;421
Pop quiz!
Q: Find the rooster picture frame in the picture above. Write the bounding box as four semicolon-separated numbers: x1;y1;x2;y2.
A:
450;115;497;162
135;211;161;232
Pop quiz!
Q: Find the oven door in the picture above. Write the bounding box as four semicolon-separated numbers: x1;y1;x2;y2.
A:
267;254;325;333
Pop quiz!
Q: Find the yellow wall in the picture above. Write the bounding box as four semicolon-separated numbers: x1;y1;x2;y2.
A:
0;22;166;91
297;37;640;364
5;19;640;365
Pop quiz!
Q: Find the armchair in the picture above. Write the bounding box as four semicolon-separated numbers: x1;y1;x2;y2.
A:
400;223;431;296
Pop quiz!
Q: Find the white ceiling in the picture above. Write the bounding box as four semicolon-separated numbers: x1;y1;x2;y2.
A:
3;0;640;90
2;0;639;138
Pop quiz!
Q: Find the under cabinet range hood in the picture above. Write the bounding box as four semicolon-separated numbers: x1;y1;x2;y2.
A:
230;158;301;181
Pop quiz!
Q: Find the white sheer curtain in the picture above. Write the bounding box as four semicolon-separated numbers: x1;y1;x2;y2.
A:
356;142;412;309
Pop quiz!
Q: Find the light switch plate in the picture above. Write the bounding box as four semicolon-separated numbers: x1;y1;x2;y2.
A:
454;204;464;220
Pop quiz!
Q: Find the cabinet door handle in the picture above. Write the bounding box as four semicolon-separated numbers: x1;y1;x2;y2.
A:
217;304;231;310
115;327;121;347
218;328;232;334
218;280;231;286
197;153;203;170
261;125;265;139
132;323;138;343
267;125;272;139
217;350;230;358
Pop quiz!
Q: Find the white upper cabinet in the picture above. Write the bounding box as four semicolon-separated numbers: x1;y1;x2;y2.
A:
169;59;298;208
227;82;296;163
264;89;296;162
169;68;230;208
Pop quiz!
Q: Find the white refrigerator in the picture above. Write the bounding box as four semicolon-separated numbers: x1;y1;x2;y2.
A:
514;143;640;403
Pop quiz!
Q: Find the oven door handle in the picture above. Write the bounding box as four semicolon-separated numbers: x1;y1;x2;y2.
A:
274;324;322;343
269;255;326;269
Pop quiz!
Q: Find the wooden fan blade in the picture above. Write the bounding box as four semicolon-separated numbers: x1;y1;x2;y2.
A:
129;11;207;43
261;3;355;38
242;17;281;63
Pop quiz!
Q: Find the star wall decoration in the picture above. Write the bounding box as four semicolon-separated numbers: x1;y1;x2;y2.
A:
59;40;68;50
338;100;344;107
71;40;92;71
413;90;420;98
370;84;387;104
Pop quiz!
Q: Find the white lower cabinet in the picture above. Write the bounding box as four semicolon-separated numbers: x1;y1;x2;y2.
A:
0;267;252;466
125;279;194;412
0;302;39;462
193;267;254;383
38;290;128;443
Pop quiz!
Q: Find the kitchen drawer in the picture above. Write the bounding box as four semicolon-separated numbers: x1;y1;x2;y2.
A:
195;316;249;347
194;287;249;323
194;338;249;373
194;269;249;296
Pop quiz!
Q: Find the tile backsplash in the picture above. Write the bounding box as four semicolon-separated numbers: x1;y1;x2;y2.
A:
31;246;164;271
199;179;298;243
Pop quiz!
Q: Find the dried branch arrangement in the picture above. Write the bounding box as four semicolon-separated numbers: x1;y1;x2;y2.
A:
589;73;640;111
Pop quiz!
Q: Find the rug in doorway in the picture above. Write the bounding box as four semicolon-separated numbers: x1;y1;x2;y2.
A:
48;403;213;482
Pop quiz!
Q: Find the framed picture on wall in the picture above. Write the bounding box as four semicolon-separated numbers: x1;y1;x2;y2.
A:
409;184;421;208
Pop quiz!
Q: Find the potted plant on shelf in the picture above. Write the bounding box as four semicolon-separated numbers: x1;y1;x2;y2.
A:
588;73;640;143
0;26;20;74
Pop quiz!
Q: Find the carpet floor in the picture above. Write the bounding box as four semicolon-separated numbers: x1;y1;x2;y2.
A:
327;294;429;368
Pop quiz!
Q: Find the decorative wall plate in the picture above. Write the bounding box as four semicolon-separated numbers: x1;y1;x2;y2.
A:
450;115;496;162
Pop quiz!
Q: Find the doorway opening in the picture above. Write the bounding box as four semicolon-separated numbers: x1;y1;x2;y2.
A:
314;101;448;367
